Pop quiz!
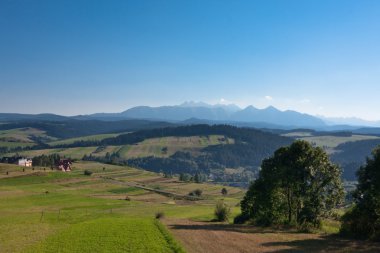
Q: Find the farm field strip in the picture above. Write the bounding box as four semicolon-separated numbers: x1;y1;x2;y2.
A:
26;217;182;253
0;127;56;144
117;135;234;159
300;134;380;149
48;133;124;146
3;135;234;162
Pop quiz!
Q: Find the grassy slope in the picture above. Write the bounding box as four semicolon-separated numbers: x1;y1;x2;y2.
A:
4;135;233;160
300;135;380;149
0;161;241;253
0;128;51;142
1;162;378;253
27;218;178;253
0;128;57;148
48;133;125;146
280;134;380;154
118;135;234;158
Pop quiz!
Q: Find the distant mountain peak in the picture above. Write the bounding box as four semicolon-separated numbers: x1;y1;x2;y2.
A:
180;101;241;113
263;105;280;112
318;115;380;127
180;101;212;108
243;105;259;111
80;102;327;128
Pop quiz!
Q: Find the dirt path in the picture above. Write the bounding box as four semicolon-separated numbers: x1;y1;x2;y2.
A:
165;219;380;253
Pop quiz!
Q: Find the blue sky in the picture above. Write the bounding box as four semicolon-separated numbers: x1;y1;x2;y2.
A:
1;0;379;120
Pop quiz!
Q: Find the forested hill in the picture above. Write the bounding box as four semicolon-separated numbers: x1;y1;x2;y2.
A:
332;139;380;180
53;124;292;148
0;120;175;139
76;125;293;180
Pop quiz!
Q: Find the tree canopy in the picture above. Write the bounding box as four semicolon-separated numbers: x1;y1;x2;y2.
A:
341;147;380;240
240;140;344;228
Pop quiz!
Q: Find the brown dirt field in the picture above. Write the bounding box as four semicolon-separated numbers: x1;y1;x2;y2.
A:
165;219;380;253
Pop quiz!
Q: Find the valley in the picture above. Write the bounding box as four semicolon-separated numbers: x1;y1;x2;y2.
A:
2;161;379;253
2;118;380;252
3;1;380;251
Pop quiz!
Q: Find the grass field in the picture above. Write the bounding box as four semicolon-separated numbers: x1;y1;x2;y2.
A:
4;147;101;160
117;135;234;158
298;134;380;154
4;135;234;160
48;133;126;146
0;161;240;252
1;161;379;252
282;131;314;137
0;128;51;142
0;128;56;147
26;217;181;253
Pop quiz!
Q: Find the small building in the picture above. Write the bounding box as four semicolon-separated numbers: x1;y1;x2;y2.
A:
57;159;72;172
18;158;33;167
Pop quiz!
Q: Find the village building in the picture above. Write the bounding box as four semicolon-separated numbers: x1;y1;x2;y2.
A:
57;159;72;172
18;158;33;167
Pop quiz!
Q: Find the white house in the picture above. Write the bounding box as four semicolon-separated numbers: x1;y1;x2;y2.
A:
18;158;32;167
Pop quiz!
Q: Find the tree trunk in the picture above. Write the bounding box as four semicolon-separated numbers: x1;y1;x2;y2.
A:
287;187;292;223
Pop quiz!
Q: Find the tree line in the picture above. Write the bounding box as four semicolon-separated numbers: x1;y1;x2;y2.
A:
32;154;62;167
52;124;292;148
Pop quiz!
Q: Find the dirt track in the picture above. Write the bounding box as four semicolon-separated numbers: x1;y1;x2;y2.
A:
165;219;380;253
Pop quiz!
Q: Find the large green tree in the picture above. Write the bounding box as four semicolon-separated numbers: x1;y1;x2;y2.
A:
341;147;380;240
241;140;344;227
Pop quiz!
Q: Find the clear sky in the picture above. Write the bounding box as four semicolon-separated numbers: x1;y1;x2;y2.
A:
1;0;379;120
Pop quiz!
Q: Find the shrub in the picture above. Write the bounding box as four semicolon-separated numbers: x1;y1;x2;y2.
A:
84;170;93;176
221;187;228;196
214;201;230;222
189;189;202;197
233;213;250;224
153;185;162;190
155;212;165;219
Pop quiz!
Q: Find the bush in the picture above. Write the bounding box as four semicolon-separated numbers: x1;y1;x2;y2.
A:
84;170;93;176
189;189;202;197
221;187;228;196
214;201;230;222
233;213;250;224
155;212;165;219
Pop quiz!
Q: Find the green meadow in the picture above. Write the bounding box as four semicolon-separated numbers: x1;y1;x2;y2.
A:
5;135;234;160
300;134;380;152
0;128;57;147
0;161;241;253
48;133;125;146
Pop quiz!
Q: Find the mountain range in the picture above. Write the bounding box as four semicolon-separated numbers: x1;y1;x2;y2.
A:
83;102;326;128
1;102;380;130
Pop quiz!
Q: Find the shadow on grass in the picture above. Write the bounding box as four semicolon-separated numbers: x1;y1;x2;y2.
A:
169;222;380;252
169;222;303;234
261;235;380;253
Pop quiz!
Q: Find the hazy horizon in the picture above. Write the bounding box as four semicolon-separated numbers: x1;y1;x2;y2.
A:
1;0;380;120
1;100;380;125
